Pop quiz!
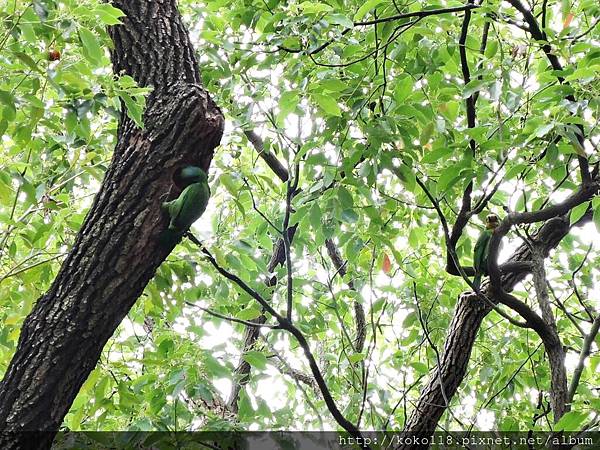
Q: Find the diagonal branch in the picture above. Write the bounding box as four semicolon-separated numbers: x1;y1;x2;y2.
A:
505;0;591;184
568;313;600;403
186;233;365;440
244;130;289;182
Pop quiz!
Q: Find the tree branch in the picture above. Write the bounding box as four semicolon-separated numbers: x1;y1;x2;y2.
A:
244;130;289;182
279;5;479;58
530;247;568;420
505;0;591;184
568;313;600;403
354;5;479;26
185;302;277;329
401;209;594;444
186;233;365;441
326;239;367;352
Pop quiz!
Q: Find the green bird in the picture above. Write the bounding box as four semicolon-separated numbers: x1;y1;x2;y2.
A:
160;166;210;245
472;213;500;290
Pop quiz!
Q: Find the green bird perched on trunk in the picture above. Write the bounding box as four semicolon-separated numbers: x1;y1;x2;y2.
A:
473;213;500;290
160;166;210;246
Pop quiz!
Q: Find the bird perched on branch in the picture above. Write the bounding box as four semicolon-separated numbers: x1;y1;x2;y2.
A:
160;166;210;246
473;213;500;290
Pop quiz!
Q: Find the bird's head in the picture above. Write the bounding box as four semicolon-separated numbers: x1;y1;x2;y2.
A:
178;166;207;185
485;214;500;230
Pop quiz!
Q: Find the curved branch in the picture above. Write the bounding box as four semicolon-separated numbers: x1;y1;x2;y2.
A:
187;234;365;440
326;239;367;352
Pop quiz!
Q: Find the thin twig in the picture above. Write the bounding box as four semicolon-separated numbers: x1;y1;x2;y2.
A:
355;4;479;26
185;302;278;329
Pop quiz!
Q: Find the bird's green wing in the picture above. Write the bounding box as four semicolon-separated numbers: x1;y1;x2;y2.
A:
160;178;210;247
162;196;184;231
473;229;492;274
168;181;210;232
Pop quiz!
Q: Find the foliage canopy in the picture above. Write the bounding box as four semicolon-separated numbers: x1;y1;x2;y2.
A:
0;0;598;435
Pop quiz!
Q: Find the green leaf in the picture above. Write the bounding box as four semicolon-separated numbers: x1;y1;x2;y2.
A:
354;0;385;21
484;40;498;58
94;4;126;25
411;362;429;375
278;91;298;119
119;93;145;128
157;338;174;356
299;2;333;13
79;27;104;65
13;51;42;73
504;163;527;180
420;122;434;144
319;78;348;92
243;351;268;370
312;93;341;117
593;200;600;232
554;410;588;431
421;147;452;164
348;353;365;363
309;203;322;230
438;165;460;191
534;122;554;138
341;208;359;223
237;305;262;320
204;354;230;377
463;79;486;98
0;90;15;107
393;164;416;192
238;390;254;419
337;186;354;208
408;227;421;248
569;201;589;225
393;76;414;103
327;14;354;28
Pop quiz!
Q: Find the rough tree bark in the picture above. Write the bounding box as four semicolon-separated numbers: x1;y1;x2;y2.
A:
530;247;569;421
0;1;224;449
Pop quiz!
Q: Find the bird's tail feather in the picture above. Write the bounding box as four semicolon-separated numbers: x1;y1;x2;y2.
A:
159;228;181;247
473;273;481;290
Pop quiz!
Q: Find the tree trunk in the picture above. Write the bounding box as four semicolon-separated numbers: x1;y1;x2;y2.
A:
531;248;568;422
0;2;224;449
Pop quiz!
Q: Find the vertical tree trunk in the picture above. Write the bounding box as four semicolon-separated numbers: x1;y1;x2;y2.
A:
0;2;224;449
531;248;568;422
